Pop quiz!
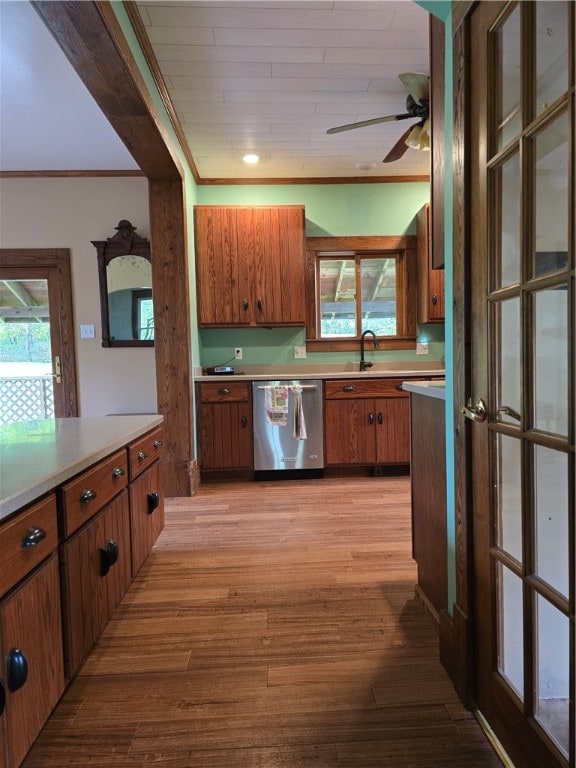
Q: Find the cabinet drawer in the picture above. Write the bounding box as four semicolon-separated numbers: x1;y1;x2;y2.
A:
128;426;165;480
198;381;250;403
60;449;128;537
324;378;408;399
0;494;58;597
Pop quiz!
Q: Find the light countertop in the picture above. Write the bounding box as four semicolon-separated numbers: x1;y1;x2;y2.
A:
402;379;446;400
199;362;445;382
0;415;163;522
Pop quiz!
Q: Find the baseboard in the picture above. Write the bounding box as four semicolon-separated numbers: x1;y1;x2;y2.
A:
414;584;440;627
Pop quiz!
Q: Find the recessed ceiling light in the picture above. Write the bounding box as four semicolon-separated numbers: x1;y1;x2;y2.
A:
243;153;260;164
355;162;376;171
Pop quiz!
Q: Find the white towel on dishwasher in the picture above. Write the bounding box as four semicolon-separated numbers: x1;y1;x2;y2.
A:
292;385;307;440
264;385;288;426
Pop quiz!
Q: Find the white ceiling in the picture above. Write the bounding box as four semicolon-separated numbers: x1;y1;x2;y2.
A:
0;0;431;181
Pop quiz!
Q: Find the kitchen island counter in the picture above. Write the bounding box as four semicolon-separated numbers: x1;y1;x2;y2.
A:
0;415;163;521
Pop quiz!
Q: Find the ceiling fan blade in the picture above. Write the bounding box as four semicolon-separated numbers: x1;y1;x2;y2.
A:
382;125;414;163
326;113;410;134
398;72;429;105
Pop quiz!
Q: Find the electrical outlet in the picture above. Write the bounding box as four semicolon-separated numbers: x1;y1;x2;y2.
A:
234;347;243;360
416;342;429;355
294;346;307;359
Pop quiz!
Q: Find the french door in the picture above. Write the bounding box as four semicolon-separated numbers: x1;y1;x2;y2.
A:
0;250;78;421
468;3;575;768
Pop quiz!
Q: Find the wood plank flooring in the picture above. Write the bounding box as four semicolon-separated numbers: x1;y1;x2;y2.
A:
22;477;503;768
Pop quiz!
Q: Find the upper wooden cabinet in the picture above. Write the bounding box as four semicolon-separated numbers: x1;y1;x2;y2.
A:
194;205;306;327
416;204;445;324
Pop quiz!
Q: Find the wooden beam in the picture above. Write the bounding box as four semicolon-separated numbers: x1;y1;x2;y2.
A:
30;2;194;496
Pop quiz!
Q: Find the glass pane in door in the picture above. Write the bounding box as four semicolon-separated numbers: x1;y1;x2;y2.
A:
536;3;569;117
0;279;54;424
535;594;570;757
495;153;521;288
533;286;568;435
534;112;569;277
534;445;569;598
496;562;524;699
496;4;521;149
495;297;521;422
495;434;522;562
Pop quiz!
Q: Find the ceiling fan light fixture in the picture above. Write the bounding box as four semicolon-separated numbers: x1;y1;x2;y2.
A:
405;120;430;151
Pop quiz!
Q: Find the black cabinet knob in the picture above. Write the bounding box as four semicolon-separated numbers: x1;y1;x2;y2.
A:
148;491;160;513
80;489;97;503
378;412;383;425
0;679;5;715
138;451;148;461
368;412;374;425
431;293;438;305
100;539;119;577
112;467;125;479
7;648;28;693
241;415;247;428
242;298;249;311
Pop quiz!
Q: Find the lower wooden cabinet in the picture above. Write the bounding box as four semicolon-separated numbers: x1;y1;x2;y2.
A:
0;555;64;768
197;382;253;471
129;460;164;576
60;490;132;678
409;392;447;616
324;379;410;467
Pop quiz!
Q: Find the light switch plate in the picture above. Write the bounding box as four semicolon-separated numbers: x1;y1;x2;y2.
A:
416;342;429;355
80;324;95;339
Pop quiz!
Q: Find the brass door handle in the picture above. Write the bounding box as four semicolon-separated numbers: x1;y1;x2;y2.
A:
461;398;487;423
498;405;521;422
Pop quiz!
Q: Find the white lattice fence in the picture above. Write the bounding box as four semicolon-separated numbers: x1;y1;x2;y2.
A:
0;376;55;424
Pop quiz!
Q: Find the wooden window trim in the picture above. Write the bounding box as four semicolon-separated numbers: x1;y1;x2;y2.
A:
305;235;417;352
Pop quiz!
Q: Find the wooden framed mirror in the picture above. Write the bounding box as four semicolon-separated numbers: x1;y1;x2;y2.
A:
92;220;154;347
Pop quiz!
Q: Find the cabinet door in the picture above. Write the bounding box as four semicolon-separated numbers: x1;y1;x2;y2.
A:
324;399;376;466
1;555;64;768
250;206;306;325
375;397;411;464
129;460;164;576
417;204;445;323
195;207;244;325
60;490;131;678
198;402;253;470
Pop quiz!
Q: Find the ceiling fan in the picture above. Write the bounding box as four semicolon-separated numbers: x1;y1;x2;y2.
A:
326;72;430;163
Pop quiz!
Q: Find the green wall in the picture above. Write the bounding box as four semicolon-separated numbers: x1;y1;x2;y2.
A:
196;182;445;369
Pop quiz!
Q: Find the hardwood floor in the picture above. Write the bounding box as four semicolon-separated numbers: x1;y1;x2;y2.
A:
23;477;503;767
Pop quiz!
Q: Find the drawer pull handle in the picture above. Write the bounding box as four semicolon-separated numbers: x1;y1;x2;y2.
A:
0;679;5;716
378;412;383;425
368;412;375;425
7;648;28;693
242;298;249;311
218;387;231;395
80;489;97;504
343;385;355;392
153;440;163;448
112;467;125;479
100;539;119;577
138;451;148;461
241;415;247;428
257;299;263;312
21;526;47;548
148;491;160;513
431;293;438;306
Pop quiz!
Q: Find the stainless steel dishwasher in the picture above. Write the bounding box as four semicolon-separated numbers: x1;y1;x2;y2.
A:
252;380;324;475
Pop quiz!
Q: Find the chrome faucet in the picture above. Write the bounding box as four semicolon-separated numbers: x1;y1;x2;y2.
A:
359;329;379;371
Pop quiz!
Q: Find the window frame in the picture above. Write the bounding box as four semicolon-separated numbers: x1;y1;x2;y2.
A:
305;235;417;352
